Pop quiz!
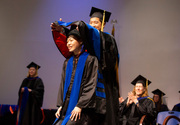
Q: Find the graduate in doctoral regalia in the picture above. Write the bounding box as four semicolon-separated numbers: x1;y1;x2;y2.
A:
119;75;156;125
54;29;98;125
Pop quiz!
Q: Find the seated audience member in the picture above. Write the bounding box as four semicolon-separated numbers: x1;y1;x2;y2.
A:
152;89;169;125
152;89;169;113
172;91;180;111
119;75;156;125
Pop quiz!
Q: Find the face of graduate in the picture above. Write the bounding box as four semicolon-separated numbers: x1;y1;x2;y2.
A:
135;83;145;97
89;17;102;31
153;94;160;102
67;36;82;55
29;67;36;77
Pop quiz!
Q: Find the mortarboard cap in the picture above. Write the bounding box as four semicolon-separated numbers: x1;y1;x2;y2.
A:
89;7;111;23
131;75;151;87
152;89;165;96
67;29;81;40
27;62;40;69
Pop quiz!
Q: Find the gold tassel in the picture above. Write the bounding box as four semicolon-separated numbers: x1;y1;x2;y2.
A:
146;79;148;93
111;19;117;36
101;10;105;32
111;24;115;36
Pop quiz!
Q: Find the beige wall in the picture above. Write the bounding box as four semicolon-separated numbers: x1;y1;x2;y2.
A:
0;0;180;110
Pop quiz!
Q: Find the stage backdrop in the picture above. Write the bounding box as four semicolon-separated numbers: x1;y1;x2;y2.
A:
0;0;180;110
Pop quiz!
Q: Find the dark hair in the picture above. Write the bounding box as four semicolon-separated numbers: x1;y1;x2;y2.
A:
67;35;83;43
67;29;83;42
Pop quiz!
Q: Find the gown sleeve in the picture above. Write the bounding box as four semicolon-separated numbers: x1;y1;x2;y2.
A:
31;78;44;107
76;55;98;109
52;31;73;58
101;32;119;71
18;78;27;96
56;60;68;107
136;98;156;121
119;98;129;114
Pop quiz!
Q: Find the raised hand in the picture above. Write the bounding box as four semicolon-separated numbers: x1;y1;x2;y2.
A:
126;92;134;106
119;97;124;103
50;18;63;32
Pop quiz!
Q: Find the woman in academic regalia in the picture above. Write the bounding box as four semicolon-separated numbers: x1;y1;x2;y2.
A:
119;75;156;125
54;29;98;125
17;62;44;125
152;89;169;124
152;89;169;113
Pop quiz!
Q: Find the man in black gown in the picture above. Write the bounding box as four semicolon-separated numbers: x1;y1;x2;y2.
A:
89;7;120;125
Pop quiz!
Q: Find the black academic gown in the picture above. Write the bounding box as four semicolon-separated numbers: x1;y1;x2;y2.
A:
119;97;156;125
155;103;169;113
172;103;180;111
98;32;120;125
160;104;169;111
152;103;169;125
18;77;44;125
78;22;120;125
56;54;98;125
